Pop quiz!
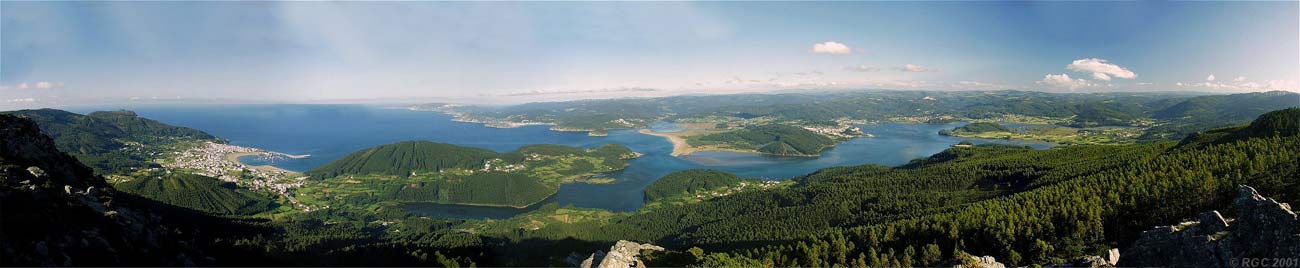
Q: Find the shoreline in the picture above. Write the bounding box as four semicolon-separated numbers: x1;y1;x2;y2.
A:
638;129;698;156
638;128;832;157
224;151;301;175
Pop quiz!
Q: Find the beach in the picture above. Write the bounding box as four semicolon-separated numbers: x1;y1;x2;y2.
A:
638;129;738;156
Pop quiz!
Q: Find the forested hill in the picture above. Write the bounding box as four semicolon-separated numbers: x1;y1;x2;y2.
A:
0;114;270;266
691;124;836;156
3;109;217;154
1177;108;1300;148
941;122;1009;135
2;114;485;267
308;141;641;179
503;108;1299;267
643;169;749;202
115;173;278;215
306;141;499;179
1;109;219;174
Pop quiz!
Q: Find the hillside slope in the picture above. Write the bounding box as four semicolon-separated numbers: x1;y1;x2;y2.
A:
307;141;499;179
643;169;749;202
301;141;638;208
2;109;218;174
0;114;267;266
115;173;277;215
691;124;836;156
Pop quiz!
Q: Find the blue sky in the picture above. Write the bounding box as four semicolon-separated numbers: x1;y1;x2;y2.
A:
1;2;1297;108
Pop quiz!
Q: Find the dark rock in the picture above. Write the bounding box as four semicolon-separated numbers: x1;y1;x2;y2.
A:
1118;185;1300;268
1196;211;1228;235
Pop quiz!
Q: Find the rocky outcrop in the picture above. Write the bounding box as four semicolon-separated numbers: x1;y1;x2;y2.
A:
576;240;664;268
950;254;1005;268
1118;185;1300;268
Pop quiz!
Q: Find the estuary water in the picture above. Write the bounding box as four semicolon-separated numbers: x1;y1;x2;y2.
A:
71;104;1052;219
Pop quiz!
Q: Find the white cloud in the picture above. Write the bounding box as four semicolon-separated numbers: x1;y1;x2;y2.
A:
1065;58;1136;81
4;81;63;90
1234;76;1246;82
897;64;931;72
811;41;852;54
843;65;880;72
5;98;36;103
1173;78;1297;92
1206;74;1216;81
955;81;1006;89
1036;73;1091;90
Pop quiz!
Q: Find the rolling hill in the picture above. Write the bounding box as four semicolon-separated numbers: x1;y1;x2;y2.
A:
306;141;499;179
691;124;836;156
1;109;219;174
643;169;749;202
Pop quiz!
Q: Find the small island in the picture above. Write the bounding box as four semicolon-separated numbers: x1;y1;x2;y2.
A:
297;141;639;209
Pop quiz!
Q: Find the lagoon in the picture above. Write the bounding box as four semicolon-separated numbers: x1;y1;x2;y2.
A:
71;104;1052;218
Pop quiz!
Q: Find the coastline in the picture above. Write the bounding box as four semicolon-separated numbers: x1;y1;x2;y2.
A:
639;128;831;157
638;129;699;156
224;151;301;175
639;129;764;156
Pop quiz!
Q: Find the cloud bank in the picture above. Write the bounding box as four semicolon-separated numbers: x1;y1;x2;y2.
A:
1066;58;1136;81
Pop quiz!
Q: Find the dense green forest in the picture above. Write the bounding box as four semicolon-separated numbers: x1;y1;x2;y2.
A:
115;173;278;215
307;141;500;179
1;109;218;174
300;141;638;208
691;124;836;156
940;122;1009;135
643;169;749;202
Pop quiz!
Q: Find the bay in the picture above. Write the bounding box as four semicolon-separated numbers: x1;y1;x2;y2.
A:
70;104;1053;218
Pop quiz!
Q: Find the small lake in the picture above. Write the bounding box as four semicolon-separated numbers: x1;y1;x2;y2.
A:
70;104;1052;219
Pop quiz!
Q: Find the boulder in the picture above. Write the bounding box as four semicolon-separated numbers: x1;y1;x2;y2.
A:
951;255;1005;268
578;240;664;268
26;166;47;178
1103;248;1119;266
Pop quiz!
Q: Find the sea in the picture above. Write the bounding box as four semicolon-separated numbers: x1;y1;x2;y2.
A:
69;104;1053;219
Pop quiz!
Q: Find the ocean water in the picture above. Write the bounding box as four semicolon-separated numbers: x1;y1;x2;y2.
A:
70;104;1052;219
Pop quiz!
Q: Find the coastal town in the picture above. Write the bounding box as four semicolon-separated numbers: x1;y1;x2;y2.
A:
162;141;309;197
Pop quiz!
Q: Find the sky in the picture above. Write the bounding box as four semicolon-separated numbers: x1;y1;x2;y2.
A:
2;1;1298;109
